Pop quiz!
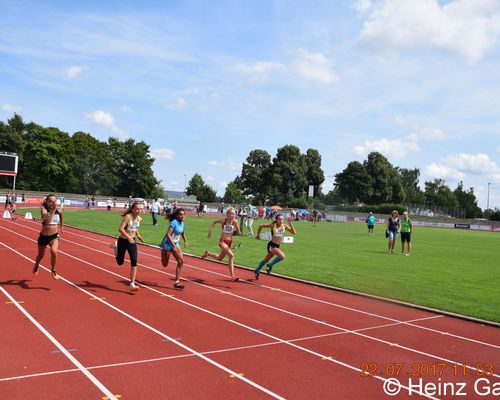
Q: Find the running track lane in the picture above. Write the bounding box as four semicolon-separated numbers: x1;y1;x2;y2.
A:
0;217;500;398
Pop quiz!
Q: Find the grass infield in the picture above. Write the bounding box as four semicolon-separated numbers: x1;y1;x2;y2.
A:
19;209;500;322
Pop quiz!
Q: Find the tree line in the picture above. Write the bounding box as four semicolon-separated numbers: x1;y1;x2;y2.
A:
0;114;163;198
212;147;483;219
1;114;490;219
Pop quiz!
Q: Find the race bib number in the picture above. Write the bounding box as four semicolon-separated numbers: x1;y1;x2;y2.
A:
275;228;285;237
223;224;234;234
172;233;180;242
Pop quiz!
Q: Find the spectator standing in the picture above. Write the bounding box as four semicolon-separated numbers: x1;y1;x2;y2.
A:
151;198;161;226
386;210;400;254
366;212;376;235
246;203;257;236
400;211;413;256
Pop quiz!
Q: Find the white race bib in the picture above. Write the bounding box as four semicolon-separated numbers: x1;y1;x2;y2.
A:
275;228;285;237
223;224;234;234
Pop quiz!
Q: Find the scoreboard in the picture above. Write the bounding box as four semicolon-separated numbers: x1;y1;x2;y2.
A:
0;153;18;176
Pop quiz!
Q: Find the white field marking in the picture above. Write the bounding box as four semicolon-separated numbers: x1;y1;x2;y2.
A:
5;224;500;379
0;285;119;400
0;241;287;400
4;223;500;382
59;223;500;350
0;231;439;399
1;316;440;383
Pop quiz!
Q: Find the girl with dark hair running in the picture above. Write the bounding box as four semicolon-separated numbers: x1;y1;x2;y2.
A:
202;207;241;281
33;194;64;279
160;208;188;289
114;201;144;291
254;214;296;280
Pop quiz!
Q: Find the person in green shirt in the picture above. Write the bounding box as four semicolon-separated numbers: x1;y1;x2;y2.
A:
400;211;413;256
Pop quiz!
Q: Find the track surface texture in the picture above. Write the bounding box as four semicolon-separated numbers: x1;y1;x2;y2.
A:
1;217;499;399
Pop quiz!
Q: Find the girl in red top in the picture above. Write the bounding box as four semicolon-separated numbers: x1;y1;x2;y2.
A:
202;207;241;281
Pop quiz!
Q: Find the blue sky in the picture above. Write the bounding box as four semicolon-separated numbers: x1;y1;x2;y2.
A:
1;0;499;209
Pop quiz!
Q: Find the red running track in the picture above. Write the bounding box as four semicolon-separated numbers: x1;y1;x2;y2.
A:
0;217;499;400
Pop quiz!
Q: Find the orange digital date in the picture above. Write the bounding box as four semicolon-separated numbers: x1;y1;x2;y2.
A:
360;362;494;378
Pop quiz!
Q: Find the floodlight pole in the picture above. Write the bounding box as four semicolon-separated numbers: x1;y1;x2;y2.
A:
487;182;491;210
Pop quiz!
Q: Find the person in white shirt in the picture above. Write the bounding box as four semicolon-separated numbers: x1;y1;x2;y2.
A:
151;198;161;226
245;204;257;236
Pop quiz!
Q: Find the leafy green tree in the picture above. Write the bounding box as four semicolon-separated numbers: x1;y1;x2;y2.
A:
109;138;159;198
323;187;343;205
304;148;325;198
223;180;244;204
334;161;372;203
198;184;217;203
271;145;308;204
186;173;206;198
0;114;27;187
424;179;459;209
71;132;119;195
364;152;402;204
19;123;77;191
399;168;425;204
236;149;272;204
453;181;481;218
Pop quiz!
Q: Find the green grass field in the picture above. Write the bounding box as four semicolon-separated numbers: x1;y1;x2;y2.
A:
20;209;500;322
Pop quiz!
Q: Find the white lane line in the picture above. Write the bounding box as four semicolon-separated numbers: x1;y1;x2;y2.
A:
0;285;119;400
0;229;439;399
5;225;500;381
0;240;286;400
54;223;500;349
4;223;500;382
2;316;443;383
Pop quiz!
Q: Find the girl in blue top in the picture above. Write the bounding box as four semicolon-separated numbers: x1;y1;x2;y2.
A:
160;208;188;289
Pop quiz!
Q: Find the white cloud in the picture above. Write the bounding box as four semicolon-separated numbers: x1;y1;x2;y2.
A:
166;98;188;112
293;50;339;84
425;162;465;180
497;147;500;154
443;153;500;175
354;0;374;13
85;110;127;138
357;0;500;63
425;153;500;182
0;103;22;113
205;175;214;181
151;148;175;160
352;134;420;158
65;66;83;79
208;160;240;171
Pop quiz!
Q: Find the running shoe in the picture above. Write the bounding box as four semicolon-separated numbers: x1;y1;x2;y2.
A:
174;282;185;289
266;265;272;274
51;269;60;280
129;282;139;292
231;276;239;282
32;264;39;276
254;269;260;280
